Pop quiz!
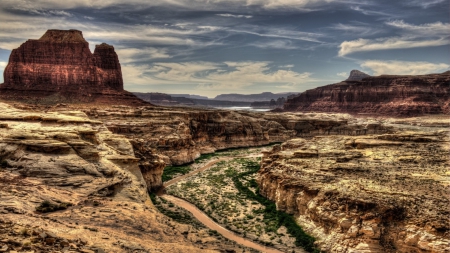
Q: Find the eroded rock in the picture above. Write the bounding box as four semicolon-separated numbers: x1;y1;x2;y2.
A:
258;126;450;252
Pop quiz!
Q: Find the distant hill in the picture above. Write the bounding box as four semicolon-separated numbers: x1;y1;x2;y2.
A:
170;94;209;100
213;92;297;102
133;92;251;107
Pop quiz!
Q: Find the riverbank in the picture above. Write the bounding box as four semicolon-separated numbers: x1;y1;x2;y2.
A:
156;146;318;253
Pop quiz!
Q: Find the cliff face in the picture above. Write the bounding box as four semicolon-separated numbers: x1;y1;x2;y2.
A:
82;106;392;191
0;30;144;105
0;102;221;253
258;128;450;252
283;71;450;116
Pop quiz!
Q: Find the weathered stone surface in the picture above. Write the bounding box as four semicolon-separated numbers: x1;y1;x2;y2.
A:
81;106;391;191
0;29;145;105
258;122;450;252
283;71;450;116
0;102;242;253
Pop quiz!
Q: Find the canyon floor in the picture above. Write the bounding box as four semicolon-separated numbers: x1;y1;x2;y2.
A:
0;101;448;253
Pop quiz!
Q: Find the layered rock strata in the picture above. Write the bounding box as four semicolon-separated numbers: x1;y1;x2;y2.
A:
82;106;392;191
0;29;145;105
283;71;450;116
0;102;244;252
258;123;450;252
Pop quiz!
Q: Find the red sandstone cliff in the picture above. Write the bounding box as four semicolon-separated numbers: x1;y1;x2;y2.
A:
283;71;450;116
0;29;145;105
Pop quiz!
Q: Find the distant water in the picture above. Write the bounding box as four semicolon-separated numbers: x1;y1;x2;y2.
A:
214;106;271;112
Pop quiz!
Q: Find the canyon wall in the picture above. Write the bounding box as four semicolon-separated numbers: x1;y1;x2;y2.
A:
0;29;145;105
0;102;226;252
283;71;450;116
258;128;450;252
82;106;392;191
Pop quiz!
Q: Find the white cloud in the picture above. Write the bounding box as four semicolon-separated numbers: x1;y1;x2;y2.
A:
0;0;338;11
250;40;297;49
337;72;347;78
338;37;448;56
217;14;252;18
47;10;72;16
406;0;446;9
386;20;450;36
122;61;314;92
229;27;324;43
338;20;450;56
361;60;449;76
116;48;172;63
330;23;381;36
350;6;392;17
256;0;336;10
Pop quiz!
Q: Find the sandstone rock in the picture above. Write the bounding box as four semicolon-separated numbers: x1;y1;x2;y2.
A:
258;127;450;252
0;30;146;106
0;102;235;253
283;71;450;116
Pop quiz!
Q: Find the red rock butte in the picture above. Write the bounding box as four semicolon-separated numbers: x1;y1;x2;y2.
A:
0;29;146;105
283;71;450;116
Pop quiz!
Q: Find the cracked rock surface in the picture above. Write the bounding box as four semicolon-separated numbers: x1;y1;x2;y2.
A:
258;118;450;252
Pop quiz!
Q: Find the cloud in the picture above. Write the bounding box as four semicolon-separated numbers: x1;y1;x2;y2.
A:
338;37;448;56
115;48;172;63
47;10;72;16
386;20;450;36
122;61;314;92
0;0;338;11
350;6;392;17
228;27;325;43
250;40;297;49
330;23;381;36
406;0;446;9
337;72;347;78
361;60;449;75
338;20;450;56
217;14;252;18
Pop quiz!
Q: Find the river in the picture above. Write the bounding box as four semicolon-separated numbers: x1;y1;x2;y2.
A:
160;154;291;253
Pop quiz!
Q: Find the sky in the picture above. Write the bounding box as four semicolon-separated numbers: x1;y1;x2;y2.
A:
0;0;449;98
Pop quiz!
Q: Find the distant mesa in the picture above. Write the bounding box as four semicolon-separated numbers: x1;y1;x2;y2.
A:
213;92;297;102
170;94;209;100
345;69;371;81
134;91;296;109
0;29;147;105
283;71;450;116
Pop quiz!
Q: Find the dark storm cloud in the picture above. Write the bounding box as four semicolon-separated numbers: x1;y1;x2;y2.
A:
0;0;448;96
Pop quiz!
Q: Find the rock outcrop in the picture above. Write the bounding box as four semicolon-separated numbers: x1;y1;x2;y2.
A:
0;102;247;252
283;71;450;116
345;70;370;81
258;123;450;252
0;29;146;105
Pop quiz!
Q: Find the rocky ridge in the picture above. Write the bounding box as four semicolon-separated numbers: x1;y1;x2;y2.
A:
0;29;145;105
283;71;450;116
258;120;450;252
